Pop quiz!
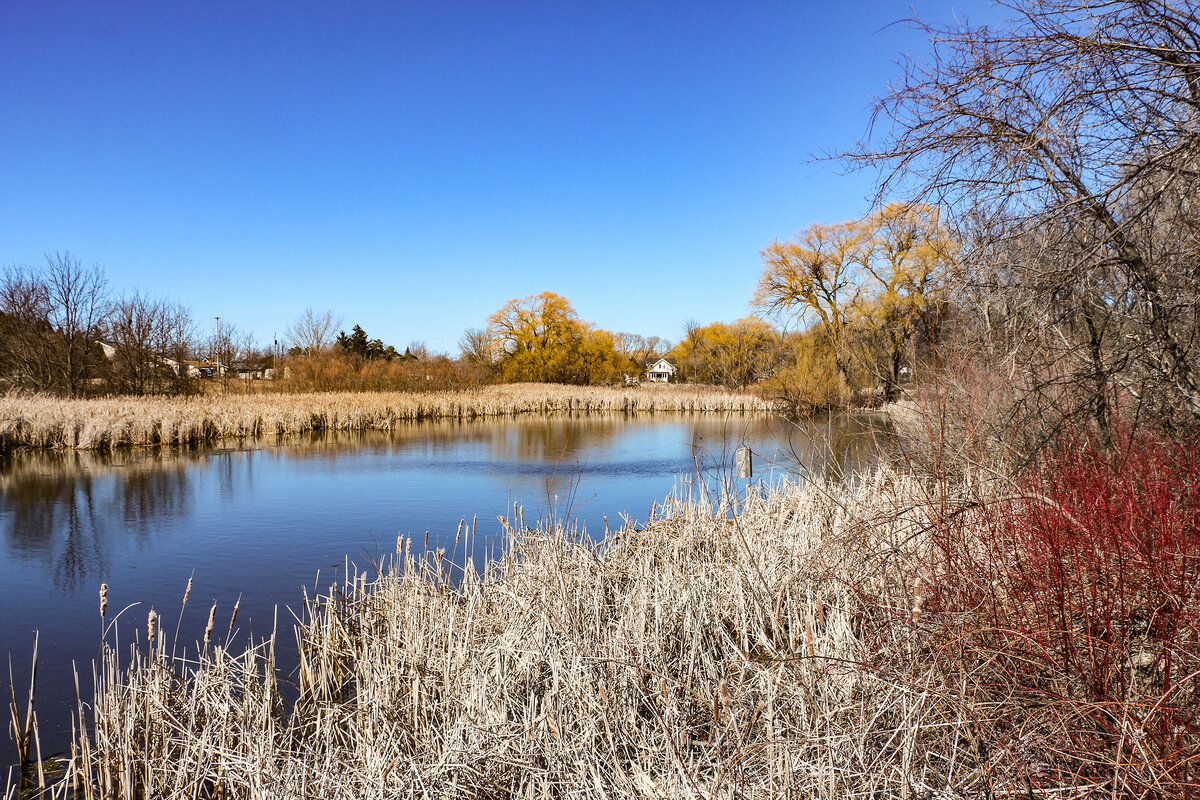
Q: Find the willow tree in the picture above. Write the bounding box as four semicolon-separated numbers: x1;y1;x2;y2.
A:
486;291;629;385
756;202;951;401
671;317;782;390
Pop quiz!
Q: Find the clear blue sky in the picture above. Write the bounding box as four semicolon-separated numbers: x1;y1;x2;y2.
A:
1;1;996;354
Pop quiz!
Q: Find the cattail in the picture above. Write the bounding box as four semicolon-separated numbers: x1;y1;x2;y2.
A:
713;680;730;725
182;576;193;606
203;602;217;645
228;598;240;633
99;583;108;618
147;609;158;647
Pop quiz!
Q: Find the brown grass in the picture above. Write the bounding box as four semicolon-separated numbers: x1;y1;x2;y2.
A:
0;384;771;452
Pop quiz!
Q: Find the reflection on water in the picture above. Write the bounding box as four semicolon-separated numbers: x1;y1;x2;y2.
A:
0;413;884;591
0;410;885;768
0;450;197;590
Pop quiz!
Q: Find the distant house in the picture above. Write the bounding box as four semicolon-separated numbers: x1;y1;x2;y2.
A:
645;358;676;383
183;359;225;378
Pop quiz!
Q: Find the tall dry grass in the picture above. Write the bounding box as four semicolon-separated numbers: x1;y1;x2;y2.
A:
0;384;771;452
7;472;997;799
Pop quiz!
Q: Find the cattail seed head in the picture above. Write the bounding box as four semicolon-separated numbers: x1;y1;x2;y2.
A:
99;584;108;618
204;602;217;645
228;598;240;632
182;576;193;606
147;609;158;647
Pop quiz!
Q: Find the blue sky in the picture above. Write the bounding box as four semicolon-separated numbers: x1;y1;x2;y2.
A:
1;1;996;354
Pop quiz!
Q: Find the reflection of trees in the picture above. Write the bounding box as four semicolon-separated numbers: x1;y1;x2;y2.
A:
498;418;620;464
276;415;627;463
0;449;195;590
0;414;888;589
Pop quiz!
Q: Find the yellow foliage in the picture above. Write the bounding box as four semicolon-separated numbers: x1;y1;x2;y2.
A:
756;202;954;402
759;329;849;411
670;317;781;389
487;291;633;385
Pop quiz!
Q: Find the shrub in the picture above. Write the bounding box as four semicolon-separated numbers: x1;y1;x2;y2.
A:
921;429;1200;796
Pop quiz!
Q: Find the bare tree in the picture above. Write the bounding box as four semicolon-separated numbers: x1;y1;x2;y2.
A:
0;255;109;395
286;308;341;356
0;265;57;392
107;292;194;395
44;253;109;396
206;320;258;388
852;0;1200;428
458;327;496;368
613;333;671;364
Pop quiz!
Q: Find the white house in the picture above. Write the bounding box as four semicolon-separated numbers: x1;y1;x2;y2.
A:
645;358;676;383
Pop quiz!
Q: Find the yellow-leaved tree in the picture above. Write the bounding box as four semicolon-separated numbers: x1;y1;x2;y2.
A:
486;291;632;385
756;202;953;405
670;317;782;389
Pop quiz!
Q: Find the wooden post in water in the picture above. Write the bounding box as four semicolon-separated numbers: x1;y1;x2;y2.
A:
735;446;752;478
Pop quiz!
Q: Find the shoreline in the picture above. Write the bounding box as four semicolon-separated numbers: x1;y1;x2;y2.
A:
26;473;951;797
0;384;773;453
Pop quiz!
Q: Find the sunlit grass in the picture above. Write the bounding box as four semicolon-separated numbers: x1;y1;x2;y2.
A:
0;384;771;451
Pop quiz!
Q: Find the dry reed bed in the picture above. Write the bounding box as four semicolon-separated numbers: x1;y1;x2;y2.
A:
0;385;771;452
36;473;1029;800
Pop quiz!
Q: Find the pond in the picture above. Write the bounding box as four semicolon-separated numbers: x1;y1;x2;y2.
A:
0;410;885;769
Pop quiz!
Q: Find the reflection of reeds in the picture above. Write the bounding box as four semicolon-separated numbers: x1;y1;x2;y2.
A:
37;473;1012;798
0;384;771;452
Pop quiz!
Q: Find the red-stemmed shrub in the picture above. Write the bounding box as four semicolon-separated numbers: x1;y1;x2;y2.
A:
920;428;1200;797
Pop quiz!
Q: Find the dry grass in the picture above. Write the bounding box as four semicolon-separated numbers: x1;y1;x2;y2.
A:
3;471;1008;800
0;384;771;452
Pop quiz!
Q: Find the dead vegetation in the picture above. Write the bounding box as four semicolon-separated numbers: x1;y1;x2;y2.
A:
0;384;770;452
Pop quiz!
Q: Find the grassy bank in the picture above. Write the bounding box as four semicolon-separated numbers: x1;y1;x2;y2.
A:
0;384;771;452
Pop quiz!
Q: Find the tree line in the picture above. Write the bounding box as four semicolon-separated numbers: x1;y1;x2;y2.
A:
0;254;271;396
0;246;940;402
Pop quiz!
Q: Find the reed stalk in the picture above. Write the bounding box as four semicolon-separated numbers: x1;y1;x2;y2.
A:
12;452;1193;798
